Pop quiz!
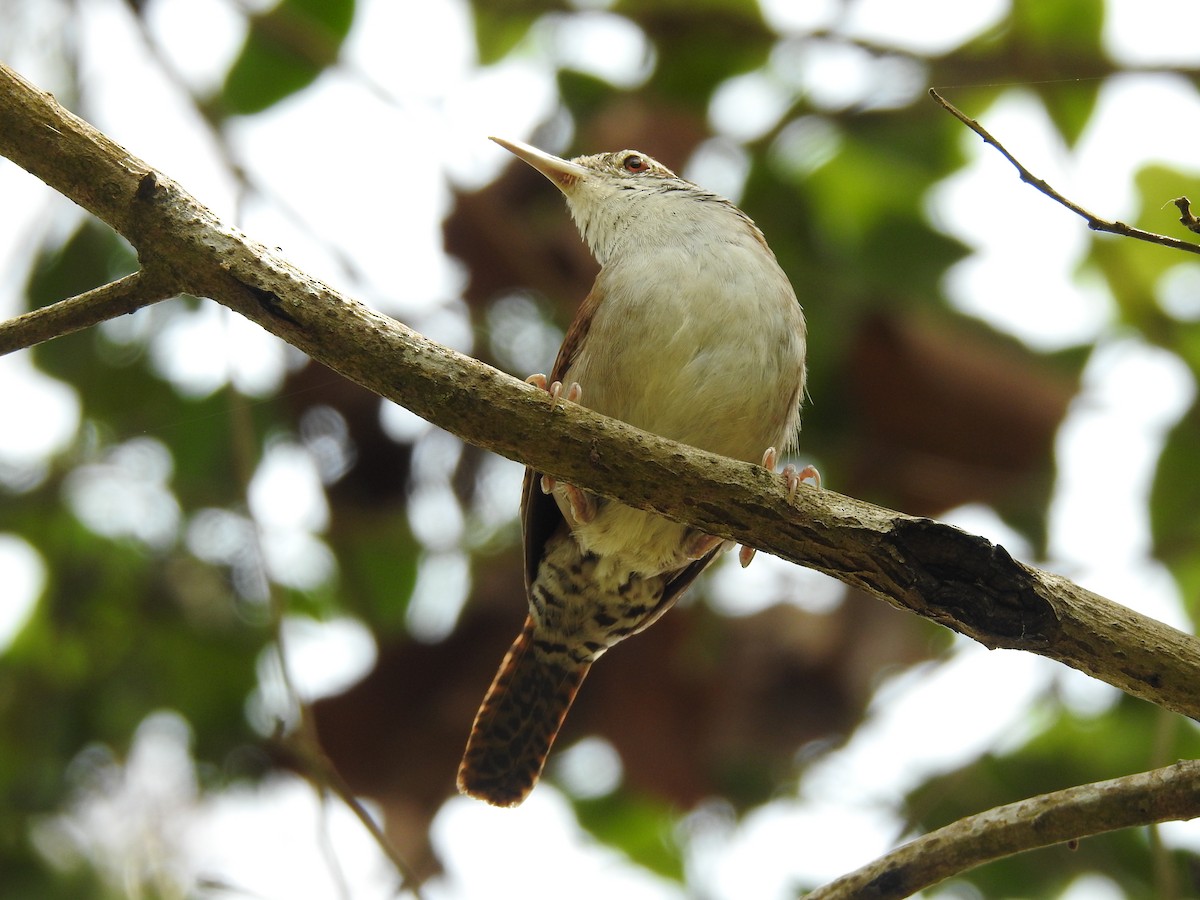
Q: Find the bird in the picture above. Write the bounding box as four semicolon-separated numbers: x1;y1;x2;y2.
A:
456;136;813;807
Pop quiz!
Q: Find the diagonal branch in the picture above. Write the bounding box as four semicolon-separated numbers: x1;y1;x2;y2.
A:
2;61;1200;722
806;759;1200;899
929;88;1200;256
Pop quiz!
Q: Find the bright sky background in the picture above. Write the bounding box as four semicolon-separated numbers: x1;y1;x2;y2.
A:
3;0;1200;897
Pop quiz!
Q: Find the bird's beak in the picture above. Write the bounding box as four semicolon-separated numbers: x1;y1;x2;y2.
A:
491;136;589;193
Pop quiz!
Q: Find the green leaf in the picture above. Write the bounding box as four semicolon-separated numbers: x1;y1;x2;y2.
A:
1011;0;1105;56
573;791;684;882
557;70;617;123
1150;397;1200;621
472;3;542;65
962;0;1105;146
1040;81;1101;147
1086;165;1200;338
328;511;420;635
640;8;773;107
220;0;356;115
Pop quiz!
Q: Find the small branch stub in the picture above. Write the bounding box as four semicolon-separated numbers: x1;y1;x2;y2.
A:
1174;196;1200;234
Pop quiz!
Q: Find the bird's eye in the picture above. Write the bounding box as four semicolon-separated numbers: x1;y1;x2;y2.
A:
623;154;648;173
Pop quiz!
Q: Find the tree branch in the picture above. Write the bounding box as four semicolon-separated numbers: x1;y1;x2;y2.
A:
0;269;177;355
929;88;1200;255
807;759;1200;899
2;62;1199;717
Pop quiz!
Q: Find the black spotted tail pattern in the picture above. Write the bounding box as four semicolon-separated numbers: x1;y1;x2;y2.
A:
457;617;591;807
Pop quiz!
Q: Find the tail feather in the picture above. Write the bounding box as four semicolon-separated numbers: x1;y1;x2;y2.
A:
457;617;591;807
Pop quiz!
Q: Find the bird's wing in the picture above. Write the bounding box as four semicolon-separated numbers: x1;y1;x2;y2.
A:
520;467;561;595
647;546;725;629
548;283;603;383
521;283;606;591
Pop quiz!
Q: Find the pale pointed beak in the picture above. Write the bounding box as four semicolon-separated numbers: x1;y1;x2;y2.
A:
490;136;589;193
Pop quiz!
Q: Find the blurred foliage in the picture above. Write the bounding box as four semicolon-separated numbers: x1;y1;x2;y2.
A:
219;0;356;115
2;0;1200;897
572;792;685;882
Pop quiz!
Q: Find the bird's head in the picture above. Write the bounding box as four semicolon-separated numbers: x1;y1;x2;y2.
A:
491;136;725;265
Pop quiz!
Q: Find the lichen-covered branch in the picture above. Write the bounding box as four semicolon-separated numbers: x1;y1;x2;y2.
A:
2;61;1199;722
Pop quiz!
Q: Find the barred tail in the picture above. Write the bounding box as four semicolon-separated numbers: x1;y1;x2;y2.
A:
457;617;591;807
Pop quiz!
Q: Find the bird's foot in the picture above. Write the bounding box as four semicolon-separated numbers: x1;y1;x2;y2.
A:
526;373;582;409
760;446;821;498
541;481;596;524
528;374;594;524
682;531;730;561
739;447;822;568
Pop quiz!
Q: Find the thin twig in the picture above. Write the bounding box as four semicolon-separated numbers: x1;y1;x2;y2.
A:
279;729;427;899
806;759;1200;899
0;269;177;356
256;541;425;893
272;622;427;896
315;788;354;900
258;553;426;897
929;88;1200;256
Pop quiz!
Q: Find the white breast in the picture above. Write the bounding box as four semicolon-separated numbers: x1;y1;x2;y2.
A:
567;210;805;462
559;199;806;575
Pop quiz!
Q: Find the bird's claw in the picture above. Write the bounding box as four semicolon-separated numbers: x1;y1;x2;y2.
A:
526;374;581;410
759;447;821;500
738;543;757;569
529;374;592;523
682;532;728;561
740;448;822;568
563;484;596;524
539;475;595;524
